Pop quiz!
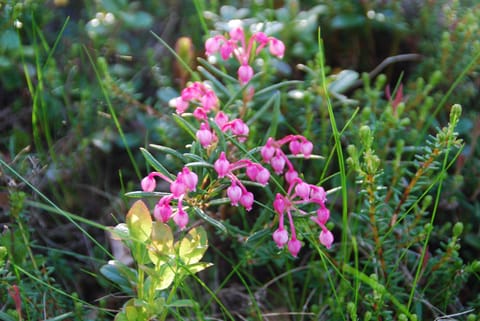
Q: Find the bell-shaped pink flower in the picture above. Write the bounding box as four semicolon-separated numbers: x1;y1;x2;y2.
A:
141;175;156;192
229;26;244;41
272;227;289;248
230;118;249;141
261;138;276;162
316;206;330;225
269;38;285;58
173;207;189;230
170;179;186;198
227;183;242;206
294;181;310;200
173;97;189;114
255;167;270;185
319;228;334;249
287;237;302;257
285;169;298;184
240;191;254;211
300;141;313;158
271;154;286;174
215;111;229;128
273;193;286;214
180;167;198;192
154;196;172;223
220;41;234;60
205;36;221;56
196;122;214;148
289;140;302;155
310;186;326;203
214;152;230;178
238;64;254;85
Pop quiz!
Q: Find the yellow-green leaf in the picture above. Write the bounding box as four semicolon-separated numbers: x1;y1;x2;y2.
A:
177;226;208;265
148;222;174;266
126;200;152;242
155;264;176;290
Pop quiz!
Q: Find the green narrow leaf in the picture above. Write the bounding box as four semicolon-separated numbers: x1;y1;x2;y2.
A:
140;147;174;180
246;91;279;126
126;200;152;242
254;80;303;97
192;207;227;234
172;114;197;139
149;144;187;163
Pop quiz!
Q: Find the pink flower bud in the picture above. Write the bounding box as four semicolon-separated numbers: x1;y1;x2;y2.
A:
300;141;313;158
238;64;254;85
240;191;254;211
141;175;156;192
246;163;259;181
273;193;286;214
180;167;198;192
196;123;214;148
319;228;334;249
269;38;285;58
227;184;242;206
173;207;189;230
294;181;310;200
271;154;286;174
288;237;302;257
193;107;207;120
272;228;289;248
214;152;230;178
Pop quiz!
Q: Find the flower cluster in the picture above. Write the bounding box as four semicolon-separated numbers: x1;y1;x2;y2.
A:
171;81;249;148
205;26;285;84
141;167;198;230
214;152;270;211
141;26;333;257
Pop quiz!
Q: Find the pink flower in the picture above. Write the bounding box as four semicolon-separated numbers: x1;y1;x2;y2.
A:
227;183;242;206
230;118;249;141
141;175;156;192
246;163;259;181
300;141;313;158
289;139;302;155
319;228;334;249
288;237;302;257
196;122;214;148
220;41;234;60
238;64;254;84
240;191;254;211
269;38;285;58
316;206;330;225
154;196;173;223
294;181;310;200
272;228;289;248
273;193;286;214
205;36;222;56
285;169;298;184
271;154;286;174
173;97;189;114
310;186;326;203
229;27;244;41
193;107;207;120
255;167;270;185
173;207;189;230
170;179;186;198
215;111;229;128
261;138;276;162
214;152;230;178
180;167;198;192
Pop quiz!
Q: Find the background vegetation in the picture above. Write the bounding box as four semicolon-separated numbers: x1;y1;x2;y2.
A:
1;0;479;320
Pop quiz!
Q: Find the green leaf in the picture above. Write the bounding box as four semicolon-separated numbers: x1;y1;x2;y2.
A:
126;200;152;242
140;148;175;180
183;261;213;274
44;313;74;321
151;264;176;290
0;246;6;267
149;144;187;162
172;113;197;139
148;222;174;266
0;311;17;321
193;207;227;234
100;261;136;294
178;226;208;265
166;299;198;308
329;70;359;94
